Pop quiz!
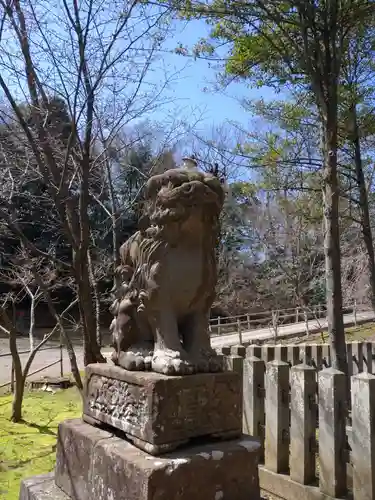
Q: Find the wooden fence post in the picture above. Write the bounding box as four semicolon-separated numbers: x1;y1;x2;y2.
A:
318;368;347;497
237;319;243;345
295;307;299;323
352;341;364;375
217;316;221;336
274;345;288;362
265;360;290;473
302;344;312;366
262;345;275;363
310;344;323;370
354;299;357;327
351;372;375;500
224;354;244;378
347;342;353;377
272;310;278;339
304;308;309;336
290;364;316;485
287;345;301;367
247;345;261;359
321;344;331;368
243;356;265;462
247;314;250;330
224;354;244;420
231;345;246;357
364;342;373;374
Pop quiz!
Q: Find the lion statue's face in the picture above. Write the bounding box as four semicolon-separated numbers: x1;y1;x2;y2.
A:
143;169;224;240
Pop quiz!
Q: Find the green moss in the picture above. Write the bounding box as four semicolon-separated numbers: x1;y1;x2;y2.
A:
285;321;375;345
344;322;375;341
0;387;81;500
314;321;375;344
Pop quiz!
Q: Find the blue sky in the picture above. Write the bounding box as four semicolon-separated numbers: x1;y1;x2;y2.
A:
0;5;276;137
149;19;277;132
0;5;277;165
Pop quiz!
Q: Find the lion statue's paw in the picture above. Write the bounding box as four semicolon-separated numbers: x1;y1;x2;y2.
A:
115;342;154;371
152;349;195;375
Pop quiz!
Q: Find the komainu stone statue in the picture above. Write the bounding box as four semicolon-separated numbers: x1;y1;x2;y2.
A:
110;158;225;375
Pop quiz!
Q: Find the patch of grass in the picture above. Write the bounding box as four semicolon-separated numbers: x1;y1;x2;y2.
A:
316;321;375;344
282;321;375;345
344;321;375;341
0;387;81;500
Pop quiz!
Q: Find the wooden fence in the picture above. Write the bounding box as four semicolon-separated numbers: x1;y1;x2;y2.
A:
209;302;359;337
244;341;375;375
221;342;375;500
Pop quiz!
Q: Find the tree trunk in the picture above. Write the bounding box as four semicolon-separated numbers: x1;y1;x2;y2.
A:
72;246;105;366
11;374;25;423
8;323;25;422
78;270;106;365
351;105;375;312
28;296;35;351
88;248;102;348
322;107;348;375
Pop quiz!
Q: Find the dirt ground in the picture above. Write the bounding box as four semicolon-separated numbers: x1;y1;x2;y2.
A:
0;334;112;387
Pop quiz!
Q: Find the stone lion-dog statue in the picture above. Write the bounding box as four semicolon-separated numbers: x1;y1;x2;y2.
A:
110;158;225;375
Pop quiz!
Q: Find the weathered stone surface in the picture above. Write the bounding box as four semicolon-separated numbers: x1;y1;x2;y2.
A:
351;372;375;500
243;356;265;462
231;345;246;357
259;467;339;500
310;344;323;370
287;345;301;366
19;473;69;500
318;368;347;497
290;364;316;485
352;341;364;375
55;418;261;500
110;158;226;376
55;419;113;499
83;364;242;454
264;360;290;473
274;345;288;362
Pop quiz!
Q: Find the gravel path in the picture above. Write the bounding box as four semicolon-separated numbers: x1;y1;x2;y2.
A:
0;335;112;386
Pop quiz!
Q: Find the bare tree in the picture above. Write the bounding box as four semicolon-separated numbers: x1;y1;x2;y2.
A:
0;0;177;365
0;256;81;422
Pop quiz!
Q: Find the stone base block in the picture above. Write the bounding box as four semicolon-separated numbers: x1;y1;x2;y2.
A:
19;473;69;500
53;418;261;500
83;363;242;454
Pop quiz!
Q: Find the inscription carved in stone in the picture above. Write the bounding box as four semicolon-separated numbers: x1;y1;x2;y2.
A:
86;374;149;429
83;365;242;455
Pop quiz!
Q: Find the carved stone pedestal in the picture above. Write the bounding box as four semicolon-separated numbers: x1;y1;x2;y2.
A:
19;367;261;500
20;419;261;500
82;364;242;455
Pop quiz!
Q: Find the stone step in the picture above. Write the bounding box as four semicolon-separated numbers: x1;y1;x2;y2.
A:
54;418;261;500
19;473;69;500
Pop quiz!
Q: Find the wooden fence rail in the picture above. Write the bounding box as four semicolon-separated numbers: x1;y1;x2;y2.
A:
209;302;359;337
222;344;375;500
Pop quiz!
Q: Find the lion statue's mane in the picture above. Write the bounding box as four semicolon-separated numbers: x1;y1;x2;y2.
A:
110;166;225;375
